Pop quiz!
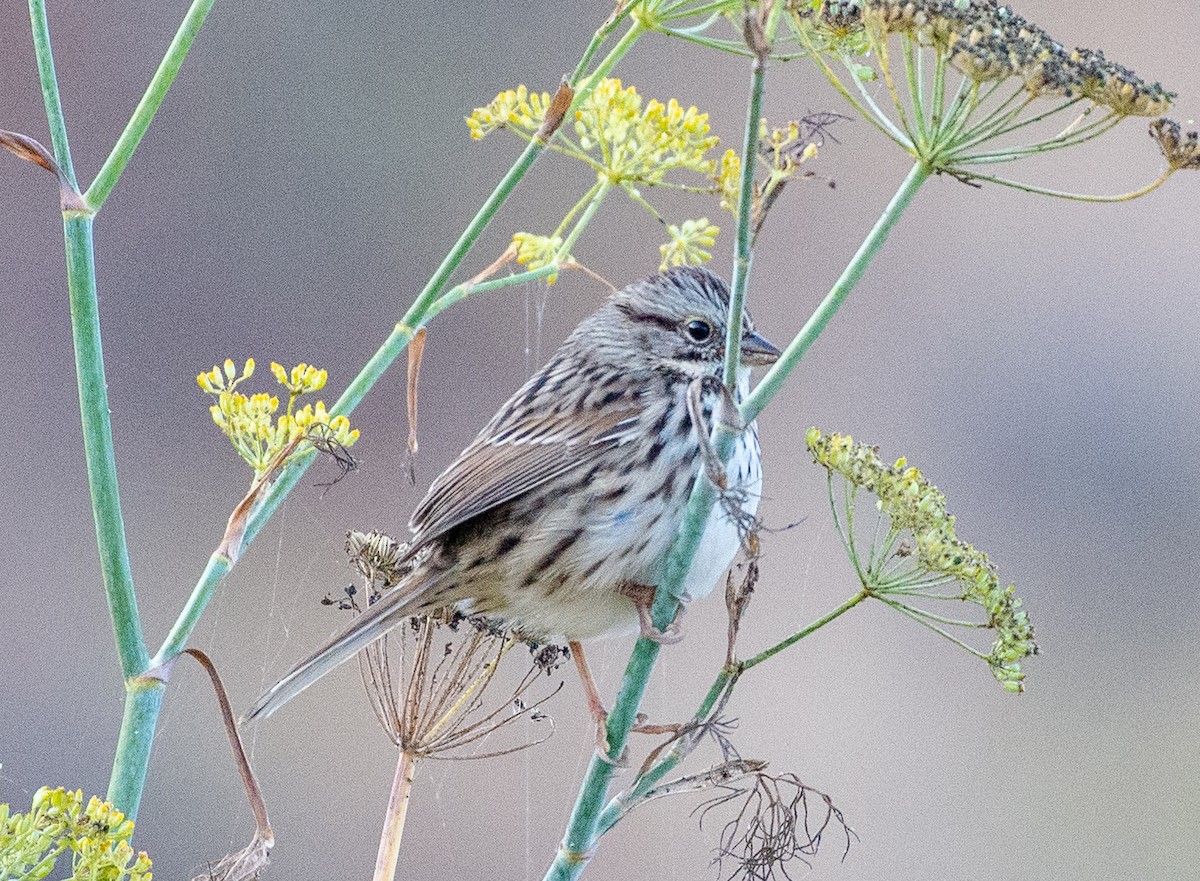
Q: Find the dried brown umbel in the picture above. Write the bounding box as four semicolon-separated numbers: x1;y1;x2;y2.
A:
789;0;1182;200
697;770;855;881
341;530;565;881
1151;117;1200;171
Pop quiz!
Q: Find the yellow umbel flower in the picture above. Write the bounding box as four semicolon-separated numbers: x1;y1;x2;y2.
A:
573;78;718;183
659;218;719;269
0;787;152;881
511;231;569;281
469;78;719;186
466;84;555;140
806;428;1038;693
200;358;359;477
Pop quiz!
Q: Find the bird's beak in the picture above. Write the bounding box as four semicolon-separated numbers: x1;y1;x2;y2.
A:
739;330;782;366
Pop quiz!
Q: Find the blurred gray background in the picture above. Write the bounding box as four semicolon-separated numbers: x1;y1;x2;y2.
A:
2;1;1197;879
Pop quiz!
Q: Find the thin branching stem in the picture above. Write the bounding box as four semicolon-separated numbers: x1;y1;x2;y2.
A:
963;168;1173;201
85;0;218;211
877;597;990;659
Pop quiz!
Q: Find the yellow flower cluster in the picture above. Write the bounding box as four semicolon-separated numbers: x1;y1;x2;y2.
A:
198;358;358;476
659;218;719;269
469;78;719;185
806;428;1037;692
0;787;152;881
574;78;718;183
511;231;568;280
852;0;1173;115
465;84;556;140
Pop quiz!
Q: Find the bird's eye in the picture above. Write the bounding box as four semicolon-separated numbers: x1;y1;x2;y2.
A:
685;319;713;342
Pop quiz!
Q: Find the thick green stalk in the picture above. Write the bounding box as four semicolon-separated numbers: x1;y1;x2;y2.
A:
85;0;218;211
720;38;766;388
33;0;148;684
106;679;165;819
31;0;220;819
741;160;931;422
596;669;732;834
544;19;774;877
64;217;148;680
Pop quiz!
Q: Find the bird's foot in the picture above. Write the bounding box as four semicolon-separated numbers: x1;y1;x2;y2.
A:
621;582;687;645
570;640;628;764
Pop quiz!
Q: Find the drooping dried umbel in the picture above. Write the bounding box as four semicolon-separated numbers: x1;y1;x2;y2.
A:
792;0;1181;199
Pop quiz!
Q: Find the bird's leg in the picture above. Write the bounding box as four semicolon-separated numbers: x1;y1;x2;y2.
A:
620;582;686;644
570;638;680;762
569;640;615;757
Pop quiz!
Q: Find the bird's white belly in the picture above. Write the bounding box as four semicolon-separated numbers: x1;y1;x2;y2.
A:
486;418;762;641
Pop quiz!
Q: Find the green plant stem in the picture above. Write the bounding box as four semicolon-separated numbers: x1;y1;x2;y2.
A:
596;668;733;834
152;552;231;666
543;19;775;877
62;217;148;681
425;265;559;322
28;0;76;187
740;589;869;671
84;0;218;211
32;0;220;820
106;679;165;819
597;589;868;832
33;0;151;688
721;16;769;388
741;160;931;422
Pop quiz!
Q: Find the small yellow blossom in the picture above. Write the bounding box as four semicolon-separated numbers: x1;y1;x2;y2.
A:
200;358;358;477
512;232;568;282
271;361;328;396
0;787;152;881
660;218;719;269
466;84;554;140
197;357;254;394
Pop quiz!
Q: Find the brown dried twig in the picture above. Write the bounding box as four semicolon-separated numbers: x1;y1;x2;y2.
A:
696;770;854;881
182;649;273;881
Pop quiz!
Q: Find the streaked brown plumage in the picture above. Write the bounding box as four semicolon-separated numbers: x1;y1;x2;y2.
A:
246;266;778;722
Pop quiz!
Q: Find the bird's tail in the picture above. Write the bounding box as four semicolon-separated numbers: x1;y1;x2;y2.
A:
242;572;444;723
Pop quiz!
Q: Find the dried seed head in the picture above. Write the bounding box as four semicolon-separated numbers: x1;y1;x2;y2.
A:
697;770;855;879
1150;117;1200;171
857;0;1174;115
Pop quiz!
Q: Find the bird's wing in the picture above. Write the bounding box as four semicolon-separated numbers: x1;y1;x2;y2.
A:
409;402;645;546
